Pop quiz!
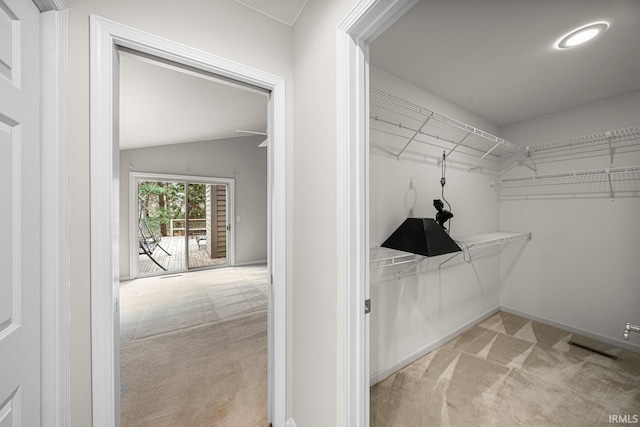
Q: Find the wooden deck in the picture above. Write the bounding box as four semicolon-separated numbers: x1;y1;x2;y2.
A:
139;235;227;275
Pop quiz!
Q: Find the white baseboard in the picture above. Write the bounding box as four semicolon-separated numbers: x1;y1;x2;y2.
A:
234;259;267;267
501;305;640;353
369;306;500;385
285;418;297;427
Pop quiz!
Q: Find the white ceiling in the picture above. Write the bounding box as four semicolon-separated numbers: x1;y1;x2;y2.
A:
370;0;640;127
119;52;268;150
234;0;309;26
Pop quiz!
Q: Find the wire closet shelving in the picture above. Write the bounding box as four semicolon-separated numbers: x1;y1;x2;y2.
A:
494;126;640;199
369;88;522;171
492;166;640;199
524;126;640;160
370;231;531;277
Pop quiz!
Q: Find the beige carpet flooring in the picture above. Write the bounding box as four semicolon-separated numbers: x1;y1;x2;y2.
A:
371;311;640;426
119;265;269;426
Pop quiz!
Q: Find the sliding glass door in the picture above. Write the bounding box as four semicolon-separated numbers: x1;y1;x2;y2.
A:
134;173;232;277
138;180;186;274
186;182;228;270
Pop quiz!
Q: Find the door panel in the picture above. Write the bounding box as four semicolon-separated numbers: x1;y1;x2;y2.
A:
0;118;15;335
0;2;16;83
187;183;228;269
0;0;40;426
137;180;186;274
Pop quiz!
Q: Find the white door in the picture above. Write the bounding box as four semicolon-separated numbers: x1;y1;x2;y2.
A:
0;0;41;425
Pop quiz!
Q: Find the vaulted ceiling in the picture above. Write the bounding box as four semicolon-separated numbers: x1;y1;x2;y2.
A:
119;52;268;150
119;0;311;150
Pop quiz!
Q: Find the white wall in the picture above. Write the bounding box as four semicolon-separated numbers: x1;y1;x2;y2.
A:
499;90;640;352
66;1;294;425
119;136;268;278
290;0;360;425
369;67;505;382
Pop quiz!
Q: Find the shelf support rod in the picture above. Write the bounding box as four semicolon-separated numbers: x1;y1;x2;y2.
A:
438;252;461;268
607;169;614;200
397;256;427;279
468;140;503;171
608;136;614;167
519;160;537;173
499;151;528;177
396;112;434;160
519;147;538;173
490;179;501;198
439;132;470;165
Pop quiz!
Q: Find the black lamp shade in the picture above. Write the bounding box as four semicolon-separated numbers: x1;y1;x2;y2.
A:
381;218;461;257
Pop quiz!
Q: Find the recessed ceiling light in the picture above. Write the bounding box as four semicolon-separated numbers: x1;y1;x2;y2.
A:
555;22;609;49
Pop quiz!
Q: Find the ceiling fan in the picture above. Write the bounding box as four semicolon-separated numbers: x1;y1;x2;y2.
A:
236;129;268;147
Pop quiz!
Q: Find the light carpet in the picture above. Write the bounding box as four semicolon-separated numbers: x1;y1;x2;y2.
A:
120;265;269;426
371;311;640;426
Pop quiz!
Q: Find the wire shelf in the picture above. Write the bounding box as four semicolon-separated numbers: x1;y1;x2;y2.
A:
493;165;640;199
370;88;522;169
528;126;640;156
370;247;420;270
370;231;531;276
502;125;640;174
453;231;532;251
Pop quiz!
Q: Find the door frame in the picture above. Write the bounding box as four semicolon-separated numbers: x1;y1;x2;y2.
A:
90;15;287;427
39;2;70;426
336;1;417;425
129;172;236;278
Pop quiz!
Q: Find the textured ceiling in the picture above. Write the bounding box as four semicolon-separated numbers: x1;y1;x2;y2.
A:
371;0;640;127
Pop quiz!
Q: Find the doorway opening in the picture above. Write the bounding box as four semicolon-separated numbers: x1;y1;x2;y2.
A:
117;47;268;424
90;16;287;427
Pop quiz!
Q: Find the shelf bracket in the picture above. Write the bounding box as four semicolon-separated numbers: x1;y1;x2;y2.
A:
499;151;528;176
468;140;503;171
518;147;538;173
439;132;470;165
438;252;461;267
397;256;427;279
519;160;537;173
608;135;614;167
490;179;500;197
396;112;434;160
607;168;614;200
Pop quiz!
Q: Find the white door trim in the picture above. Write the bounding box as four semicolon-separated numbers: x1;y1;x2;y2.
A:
90;15;287;427
336;1;417;425
39;4;69;427
128;172;236;278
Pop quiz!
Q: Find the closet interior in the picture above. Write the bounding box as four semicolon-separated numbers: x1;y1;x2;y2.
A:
366;1;640;423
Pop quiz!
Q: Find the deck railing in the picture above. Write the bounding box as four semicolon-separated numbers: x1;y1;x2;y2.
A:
169;218;206;236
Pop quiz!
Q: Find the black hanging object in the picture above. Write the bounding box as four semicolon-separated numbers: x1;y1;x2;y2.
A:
433;199;453;229
381;218;461;257
436;150;454;230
